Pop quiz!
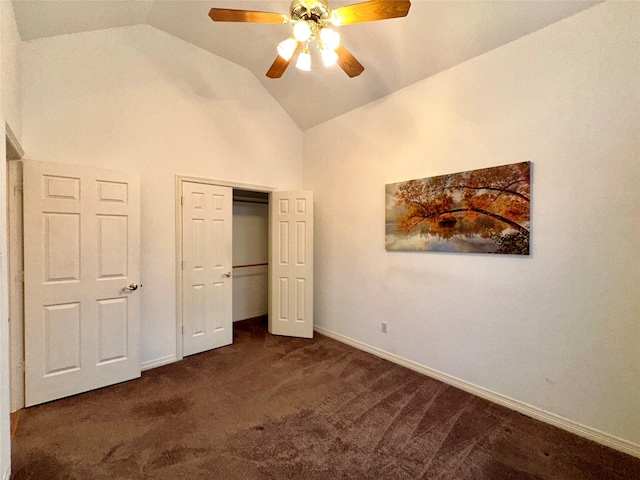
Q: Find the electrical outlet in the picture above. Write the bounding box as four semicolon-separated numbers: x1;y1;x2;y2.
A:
381;322;388;333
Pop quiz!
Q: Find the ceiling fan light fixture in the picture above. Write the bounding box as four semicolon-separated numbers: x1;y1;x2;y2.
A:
321;47;338;67
329;10;342;27
208;0;412;79
296;49;312;71
293;20;312;42
320;27;340;50
277;38;298;60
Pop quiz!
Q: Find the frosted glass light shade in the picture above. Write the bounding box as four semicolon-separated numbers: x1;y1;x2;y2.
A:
330;11;342;26
296;50;311;71
320;28;340;50
277;38;298;61
321;48;338;67
293;21;312;42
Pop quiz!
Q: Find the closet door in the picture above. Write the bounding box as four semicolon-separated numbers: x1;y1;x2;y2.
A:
269;191;313;338
182;182;233;356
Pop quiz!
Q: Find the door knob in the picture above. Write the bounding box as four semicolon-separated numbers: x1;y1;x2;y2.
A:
123;283;140;291
224;272;231;278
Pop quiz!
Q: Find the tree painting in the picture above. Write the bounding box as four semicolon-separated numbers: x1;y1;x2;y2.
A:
385;162;530;254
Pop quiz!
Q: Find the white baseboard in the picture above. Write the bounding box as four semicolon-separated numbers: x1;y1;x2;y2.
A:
314;326;640;459
141;354;177;372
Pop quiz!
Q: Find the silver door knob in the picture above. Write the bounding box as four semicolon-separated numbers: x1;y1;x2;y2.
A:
223;272;231;278
123;283;139;291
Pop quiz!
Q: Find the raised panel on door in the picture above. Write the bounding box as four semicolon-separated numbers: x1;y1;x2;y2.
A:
269;191;314;338
24;160;141;407
192;219;205;270
97;215;128;279
96;180;128;203
182;182;233;356
295;279;307;322
279;278;289;321
211;282;225;331
189;284;206;337
43;302;81;376
96;297;129;364
43;175;80;200
44;213;81;283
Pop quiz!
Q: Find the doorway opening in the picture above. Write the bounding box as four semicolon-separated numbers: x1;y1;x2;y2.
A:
176;175;314;360
174;176;275;361
232;190;269;324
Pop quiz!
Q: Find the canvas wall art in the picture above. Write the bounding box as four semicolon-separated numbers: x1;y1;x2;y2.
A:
385;162;530;254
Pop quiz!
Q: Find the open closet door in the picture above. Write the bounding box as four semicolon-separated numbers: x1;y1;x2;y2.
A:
269;191;313;338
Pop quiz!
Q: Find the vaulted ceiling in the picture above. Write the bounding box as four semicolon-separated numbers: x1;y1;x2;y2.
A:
12;1;600;130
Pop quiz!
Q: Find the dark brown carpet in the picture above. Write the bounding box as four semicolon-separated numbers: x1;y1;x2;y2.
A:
12;317;640;480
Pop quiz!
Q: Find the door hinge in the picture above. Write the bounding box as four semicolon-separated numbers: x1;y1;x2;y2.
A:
14;184;23;195
15;271;24;283
181;196;184;206
181;326;184;335
181;261;185;270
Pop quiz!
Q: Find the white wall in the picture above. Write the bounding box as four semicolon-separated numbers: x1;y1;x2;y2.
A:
0;2;18;477
232;200;268;321
304;1;639;448
19;25;302;365
1;0;20;140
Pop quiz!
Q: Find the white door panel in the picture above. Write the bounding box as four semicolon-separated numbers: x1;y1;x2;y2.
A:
269;191;313;338
182;182;233;356
24;160;141;407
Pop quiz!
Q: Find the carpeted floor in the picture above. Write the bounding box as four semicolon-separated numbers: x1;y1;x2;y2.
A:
12;317;640;480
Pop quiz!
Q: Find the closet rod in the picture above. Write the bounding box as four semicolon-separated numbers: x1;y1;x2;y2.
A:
233;199;268;205
233;263;268;269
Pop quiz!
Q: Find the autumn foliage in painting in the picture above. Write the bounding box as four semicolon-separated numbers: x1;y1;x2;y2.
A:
392;162;530;254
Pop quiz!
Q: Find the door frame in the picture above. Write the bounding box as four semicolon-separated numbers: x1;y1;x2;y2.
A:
7;160;23;412
174;175;274;361
6;121;25;412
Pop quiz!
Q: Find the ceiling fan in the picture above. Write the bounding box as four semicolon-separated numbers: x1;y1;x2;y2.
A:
208;0;411;78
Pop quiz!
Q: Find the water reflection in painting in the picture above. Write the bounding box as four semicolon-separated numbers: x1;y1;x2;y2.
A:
385;162;530;254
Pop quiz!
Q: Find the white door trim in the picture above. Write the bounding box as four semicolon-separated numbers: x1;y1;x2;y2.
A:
7;160;24;412
5;122;24;160
6;122;24;413
174;175;275;361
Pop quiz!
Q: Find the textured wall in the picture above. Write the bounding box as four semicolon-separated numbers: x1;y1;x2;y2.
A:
0;2;19;476
1;1;20;140
304;2;639;445
20;25;303;365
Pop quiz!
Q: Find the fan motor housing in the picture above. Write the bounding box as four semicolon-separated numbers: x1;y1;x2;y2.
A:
290;0;331;26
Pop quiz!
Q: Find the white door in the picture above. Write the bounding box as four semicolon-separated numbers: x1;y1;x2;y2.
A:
269;191;313;338
24;160;141;407
182;182;233;356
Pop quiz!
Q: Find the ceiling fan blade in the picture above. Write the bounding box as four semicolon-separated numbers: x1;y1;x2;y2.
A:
335;44;365;78
332;0;411;26
209;8;288;24
266;43;302;79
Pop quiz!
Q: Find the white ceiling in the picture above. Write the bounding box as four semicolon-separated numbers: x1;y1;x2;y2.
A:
12;0;600;130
